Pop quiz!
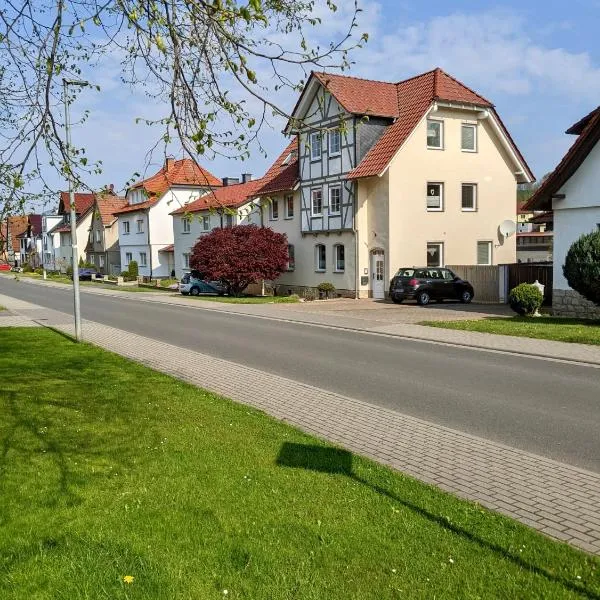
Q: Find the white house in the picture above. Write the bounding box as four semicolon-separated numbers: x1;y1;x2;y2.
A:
42;213;63;271
49;192;96;272
526;107;600;318
114;158;222;278
170;174;262;279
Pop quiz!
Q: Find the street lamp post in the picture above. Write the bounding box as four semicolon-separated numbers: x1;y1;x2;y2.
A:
63;78;88;342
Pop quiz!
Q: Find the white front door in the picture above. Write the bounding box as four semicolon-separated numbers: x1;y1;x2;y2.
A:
371;251;385;299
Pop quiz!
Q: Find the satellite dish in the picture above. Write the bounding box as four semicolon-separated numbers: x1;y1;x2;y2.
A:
499;219;516;238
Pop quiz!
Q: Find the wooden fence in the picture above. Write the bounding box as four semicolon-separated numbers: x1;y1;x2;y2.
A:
447;265;500;303
508;263;553;305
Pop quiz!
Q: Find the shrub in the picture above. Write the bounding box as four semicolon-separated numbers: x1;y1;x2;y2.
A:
22;263;33;273
190;225;288;297
34;267;43;275
303;288;317;301
128;260;139;278
563;230;600;306
78;256;85;267
66;266;73;277
509;283;543;316
317;281;336;299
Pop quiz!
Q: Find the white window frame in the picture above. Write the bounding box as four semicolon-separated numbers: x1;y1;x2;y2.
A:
95;229;101;243
427;119;444;150
311;189;323;217
426;182;444;212
477;241;492;265
334;244;345;273
125;251;132;265
270;198;279;221
139;252;147;267
182;252;190;269
202;215;210;231
182;217;191;233
461;183;477;212
328;129;341;156
136;219;144;233
122;221;130;235
99;255;105;268
461;123;478;152
310;131;322;160
315;244;326;272
426;242;444;268
285;194;294;219
329;186;341;215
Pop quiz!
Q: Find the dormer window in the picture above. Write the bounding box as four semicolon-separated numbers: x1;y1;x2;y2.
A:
282;149;297;165
427;119;443;149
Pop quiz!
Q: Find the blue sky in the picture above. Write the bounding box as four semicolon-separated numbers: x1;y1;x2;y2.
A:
55;0;600;207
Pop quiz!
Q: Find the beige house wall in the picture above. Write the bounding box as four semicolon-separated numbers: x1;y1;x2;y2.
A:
386;107;517;279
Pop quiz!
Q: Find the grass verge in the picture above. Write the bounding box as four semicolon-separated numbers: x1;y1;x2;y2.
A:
420;316;600;345
1;328;599;599
184;294;300;304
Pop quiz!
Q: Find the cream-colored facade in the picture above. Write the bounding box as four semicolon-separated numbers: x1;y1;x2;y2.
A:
355;107;519;297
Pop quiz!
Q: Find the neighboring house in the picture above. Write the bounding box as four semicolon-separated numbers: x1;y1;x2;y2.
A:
279;68;533;298
170;174;262;279
0;220;8;263
3;215;29;266
516;207;553;263
526;106;600;318
114;158;222;278
41;213;63;271
49;192;96;272
16;214;43;267
86;188;127;274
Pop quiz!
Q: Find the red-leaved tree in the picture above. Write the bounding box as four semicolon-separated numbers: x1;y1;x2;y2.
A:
190;225;289;296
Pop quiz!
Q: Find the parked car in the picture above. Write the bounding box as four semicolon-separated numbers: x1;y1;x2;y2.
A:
0;263;13;271
389;267;474;306
180;271;227;296
76;268;103;281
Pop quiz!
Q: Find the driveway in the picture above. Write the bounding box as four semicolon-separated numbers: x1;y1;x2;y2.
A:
285;298;513;324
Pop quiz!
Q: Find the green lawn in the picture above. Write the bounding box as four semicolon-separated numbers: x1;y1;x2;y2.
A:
421;316;600;345
185;294;300;304
0;329;599;599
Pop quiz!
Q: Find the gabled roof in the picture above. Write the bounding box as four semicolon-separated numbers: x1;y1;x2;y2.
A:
6;216;29;252
129;158;222;196
58;192;95;216
251;139;299;197
526;107;600;211
95;193;127;225
287;67;531;182
15;214;42;238
170;179;263;215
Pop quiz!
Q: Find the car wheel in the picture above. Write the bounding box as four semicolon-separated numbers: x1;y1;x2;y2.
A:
460;290;473;304
190;286;200;296
417;291;430;306
391;296;403;304
181;292;189;296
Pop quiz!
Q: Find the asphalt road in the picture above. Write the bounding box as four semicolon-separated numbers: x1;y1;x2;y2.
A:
2;278;599;472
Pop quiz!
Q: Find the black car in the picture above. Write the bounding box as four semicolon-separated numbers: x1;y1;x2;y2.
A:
389;267;474;306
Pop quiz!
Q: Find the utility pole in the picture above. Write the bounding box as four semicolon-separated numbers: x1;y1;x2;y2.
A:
63;78;88;342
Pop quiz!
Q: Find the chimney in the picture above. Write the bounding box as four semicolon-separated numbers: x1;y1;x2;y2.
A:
222;177;240;187
241;173;252;183
165;157;175;171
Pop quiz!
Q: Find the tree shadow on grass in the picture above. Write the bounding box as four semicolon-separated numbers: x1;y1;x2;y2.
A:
276;442;599;600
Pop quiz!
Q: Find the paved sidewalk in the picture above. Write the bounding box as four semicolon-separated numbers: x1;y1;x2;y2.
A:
5;274;600;366
2;293;600;555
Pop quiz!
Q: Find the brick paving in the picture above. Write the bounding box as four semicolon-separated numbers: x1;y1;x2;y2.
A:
1;293;600;555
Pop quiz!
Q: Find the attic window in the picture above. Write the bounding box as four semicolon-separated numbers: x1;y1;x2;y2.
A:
282;150;297;165
427;119;443;149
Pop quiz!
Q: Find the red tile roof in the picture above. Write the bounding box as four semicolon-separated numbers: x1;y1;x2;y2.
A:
251;140;299;196
526;107;600;211
6;216;29;253
59;192;95;216
130;158;222;196
112;198;158;215
159;244;174;252
345;68;496;179
95;193;128;225
171;178;264;214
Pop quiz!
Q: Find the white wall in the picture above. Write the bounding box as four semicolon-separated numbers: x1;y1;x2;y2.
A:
552;139;600;290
